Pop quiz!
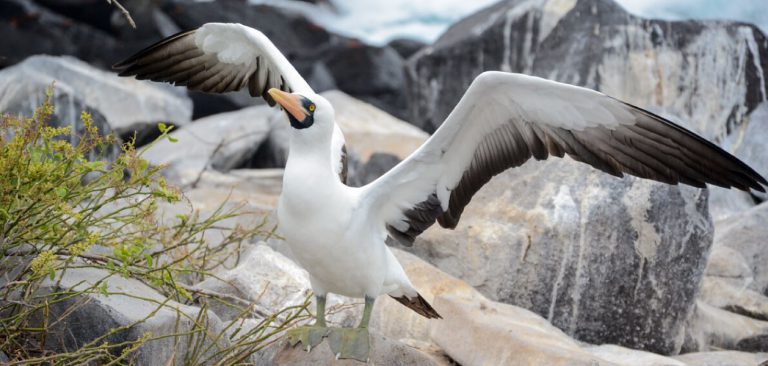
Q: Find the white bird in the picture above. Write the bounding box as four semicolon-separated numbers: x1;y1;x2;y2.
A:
114;23;767;361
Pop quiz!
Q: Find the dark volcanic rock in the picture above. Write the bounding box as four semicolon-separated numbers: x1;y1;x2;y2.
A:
325;42;408;120
736;335;768;352
0;0;121;69
348;152;401;187
406;0;768;136
388;38;427;59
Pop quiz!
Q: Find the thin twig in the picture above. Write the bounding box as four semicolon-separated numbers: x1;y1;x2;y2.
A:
106;0;136;28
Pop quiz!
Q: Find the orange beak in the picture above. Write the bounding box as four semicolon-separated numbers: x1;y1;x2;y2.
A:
268;88;307;123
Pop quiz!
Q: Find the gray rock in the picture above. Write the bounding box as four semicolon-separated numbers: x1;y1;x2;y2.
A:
255;331;445;366
736;335;768;352
714;201;768;295
348;153;401;187
406;157;712;354
0;55;192;147
36;266;228;365
195;243;360;327
143;105;273;187
704;245;754;289
683;301;768;352
700;277;768;322
674;351;768;366
387;38;427;59
406;0;768;139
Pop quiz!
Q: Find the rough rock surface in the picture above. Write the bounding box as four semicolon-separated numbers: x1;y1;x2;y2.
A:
714;201;768;295
674;351;768;366
0;55;192;146
255;331;446;366
36;266;227;365
143;105;272;187
404;157;712;354
683;301;768;352
407;0;768;136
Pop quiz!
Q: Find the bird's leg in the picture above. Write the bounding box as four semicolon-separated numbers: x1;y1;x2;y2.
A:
328;296;373;361
287;295;330;350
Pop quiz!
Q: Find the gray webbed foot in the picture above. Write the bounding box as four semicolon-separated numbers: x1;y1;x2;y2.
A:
286;325;330;350
327;327;370;362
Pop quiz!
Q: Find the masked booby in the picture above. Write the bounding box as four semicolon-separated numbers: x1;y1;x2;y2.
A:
114;22;767;361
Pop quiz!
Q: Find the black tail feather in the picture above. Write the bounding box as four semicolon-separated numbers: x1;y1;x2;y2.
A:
390;293;442;319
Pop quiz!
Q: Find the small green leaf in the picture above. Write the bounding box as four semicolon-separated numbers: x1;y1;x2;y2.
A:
55;187;67;198
49;269;56;281
167;136;178;143
158;122;168;133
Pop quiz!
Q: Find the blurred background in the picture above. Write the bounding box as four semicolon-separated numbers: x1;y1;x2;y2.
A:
2;0;768;364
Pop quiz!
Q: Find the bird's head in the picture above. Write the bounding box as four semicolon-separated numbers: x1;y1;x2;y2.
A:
268;88;333;132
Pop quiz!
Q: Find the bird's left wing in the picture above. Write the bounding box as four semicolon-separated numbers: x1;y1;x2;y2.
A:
113;22;311;105
363;71;767;246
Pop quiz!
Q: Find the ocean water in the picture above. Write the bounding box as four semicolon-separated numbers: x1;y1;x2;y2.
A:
248;0;768;45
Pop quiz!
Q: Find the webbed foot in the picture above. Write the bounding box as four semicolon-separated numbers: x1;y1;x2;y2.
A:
286;325;330;351
327;327;370;362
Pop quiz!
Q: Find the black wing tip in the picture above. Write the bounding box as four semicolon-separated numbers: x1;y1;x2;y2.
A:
620;100;768;194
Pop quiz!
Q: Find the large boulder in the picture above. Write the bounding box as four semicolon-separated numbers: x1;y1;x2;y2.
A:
403;157;712;354
683;301;768;352
406;0;768;137
0;55;192;147
36;266;228;365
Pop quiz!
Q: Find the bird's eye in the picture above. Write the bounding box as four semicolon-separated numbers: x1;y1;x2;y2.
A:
308;104;316;112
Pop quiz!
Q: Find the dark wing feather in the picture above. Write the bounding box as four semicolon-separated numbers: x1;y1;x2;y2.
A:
113;23;311;105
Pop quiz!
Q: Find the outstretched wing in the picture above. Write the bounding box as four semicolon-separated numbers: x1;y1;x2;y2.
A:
113;22;310;105
114;22;348;181
363;71;767;246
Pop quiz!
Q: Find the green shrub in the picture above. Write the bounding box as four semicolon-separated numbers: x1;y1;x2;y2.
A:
0;87;310;365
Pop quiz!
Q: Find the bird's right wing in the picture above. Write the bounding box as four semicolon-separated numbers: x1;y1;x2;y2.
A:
114;22;350;183
113;22;311;105
363;71;767;246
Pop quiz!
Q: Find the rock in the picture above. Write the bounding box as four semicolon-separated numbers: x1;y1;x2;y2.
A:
347;153;401;187
325;91;428;162
704;245;754;289
674;351;768;366
143;105;272;187
195;244;312;322
36;266;228;365
406;157;713;354
720;102;768;202
0;55;192;147
683;301;768;352
406;0;768;138
0;0;121;69
374;249;685;366
195;243;359;327
736;335;768;352
583;345;685;365
254;331;446;366
387;38;427;59
430;294;616;366
699;277;768;321
714;201;768;295
324;42;408;120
